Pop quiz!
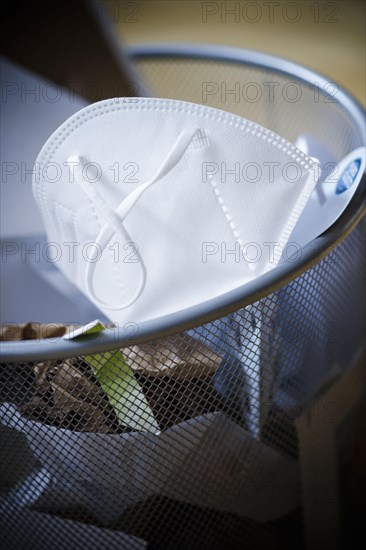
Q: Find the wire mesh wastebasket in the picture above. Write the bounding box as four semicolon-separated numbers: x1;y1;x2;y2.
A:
1;45;365;549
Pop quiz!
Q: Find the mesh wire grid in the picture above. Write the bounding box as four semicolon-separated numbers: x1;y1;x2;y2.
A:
132;53;364;158
0;49;365;549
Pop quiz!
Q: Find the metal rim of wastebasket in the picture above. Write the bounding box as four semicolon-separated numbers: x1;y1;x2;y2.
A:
1;44;365;362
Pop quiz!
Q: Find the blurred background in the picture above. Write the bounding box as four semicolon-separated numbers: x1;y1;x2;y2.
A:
108;0;365;105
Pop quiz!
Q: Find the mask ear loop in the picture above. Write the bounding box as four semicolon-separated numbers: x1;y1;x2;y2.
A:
69;127;199;310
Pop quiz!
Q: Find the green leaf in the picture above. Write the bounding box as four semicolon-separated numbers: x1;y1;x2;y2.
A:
86;351;160;434
65;319;159;433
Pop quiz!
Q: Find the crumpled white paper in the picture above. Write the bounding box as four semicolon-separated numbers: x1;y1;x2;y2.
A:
0;404;299;525
0;506;146;549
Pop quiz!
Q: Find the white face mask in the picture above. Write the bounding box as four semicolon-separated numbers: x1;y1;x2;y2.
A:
33;98;318;324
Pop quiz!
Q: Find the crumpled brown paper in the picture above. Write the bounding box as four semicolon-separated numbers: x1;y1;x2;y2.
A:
123;333;223;429
18;359;119;433
124;334;222;378
1;323;118;432
0;322;77;341
1;324;223;433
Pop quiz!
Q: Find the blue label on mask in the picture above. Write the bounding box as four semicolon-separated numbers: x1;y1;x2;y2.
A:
336;159;361;194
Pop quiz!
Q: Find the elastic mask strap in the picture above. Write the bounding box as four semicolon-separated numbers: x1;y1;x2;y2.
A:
70;127;199;310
